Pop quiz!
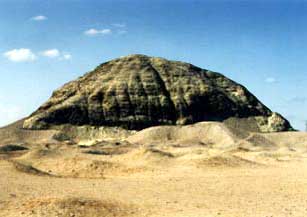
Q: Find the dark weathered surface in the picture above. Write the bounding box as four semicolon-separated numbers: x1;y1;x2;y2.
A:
23;54;292;132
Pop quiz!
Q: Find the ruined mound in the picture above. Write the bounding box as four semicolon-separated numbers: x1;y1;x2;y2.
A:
23;54;292;132
127;122;238;148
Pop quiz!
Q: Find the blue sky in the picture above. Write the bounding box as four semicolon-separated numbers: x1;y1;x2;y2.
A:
0;0;307;130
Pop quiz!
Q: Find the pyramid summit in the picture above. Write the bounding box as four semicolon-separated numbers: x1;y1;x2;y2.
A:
23;54;292;132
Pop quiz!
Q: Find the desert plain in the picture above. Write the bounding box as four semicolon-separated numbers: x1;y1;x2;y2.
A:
1;120;307;217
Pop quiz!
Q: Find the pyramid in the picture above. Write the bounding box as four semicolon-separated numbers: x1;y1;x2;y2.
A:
23;54;292;132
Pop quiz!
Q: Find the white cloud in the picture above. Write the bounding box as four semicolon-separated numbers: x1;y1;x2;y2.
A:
265;77;276;83
62;53;72;60
112;23;126;28
84;28;112;36
41;49;60;58
31;15;47;21
84;29;100;35
3;48;36;62
3;48;72;62
40;49;72;60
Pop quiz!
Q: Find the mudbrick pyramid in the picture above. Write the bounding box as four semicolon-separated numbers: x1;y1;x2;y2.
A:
23;54;292;132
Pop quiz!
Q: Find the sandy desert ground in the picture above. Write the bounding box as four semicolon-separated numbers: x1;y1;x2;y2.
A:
1;121;307;217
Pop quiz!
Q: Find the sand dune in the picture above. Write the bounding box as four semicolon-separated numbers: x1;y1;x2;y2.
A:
127;122;239;149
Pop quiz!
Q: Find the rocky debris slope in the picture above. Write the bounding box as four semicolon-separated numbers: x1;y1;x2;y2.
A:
23;54;292;132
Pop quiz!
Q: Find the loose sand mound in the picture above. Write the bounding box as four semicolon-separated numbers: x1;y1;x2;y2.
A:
80;141;137;156
127;122;240;149
131;148;175;159
0;120;58;146
13;159;145;178
3;120;307;180
14;148;146;178
122;148;177;167
34;157;138;178
18;148;62;160
1;197;135;217
194;155;260;168
127;121;307;155
262;131;307;150
243;133;276;149
11;161;53;177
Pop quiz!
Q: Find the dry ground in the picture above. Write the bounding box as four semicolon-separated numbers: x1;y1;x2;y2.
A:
1;121;307;217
